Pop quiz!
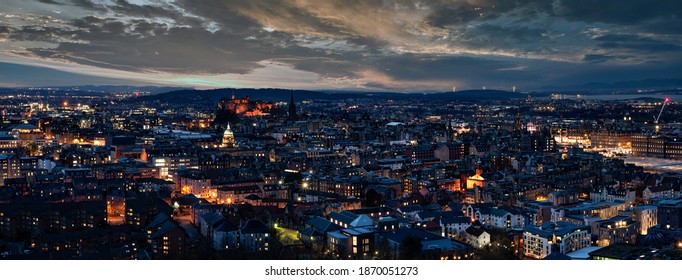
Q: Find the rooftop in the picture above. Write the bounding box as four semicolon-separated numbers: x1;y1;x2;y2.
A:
524;222;589;238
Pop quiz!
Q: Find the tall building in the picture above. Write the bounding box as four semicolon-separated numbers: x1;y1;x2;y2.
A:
632;134;682;159
530;134;556;152
522;222;591;259
632;205;657;235
594;216;639;246
0;154;20;186
591;131;632;149
288;91;297;121
657;199;682;229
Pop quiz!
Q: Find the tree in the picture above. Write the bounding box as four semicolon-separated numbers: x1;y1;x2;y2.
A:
472;228;517;260
337;245;347;260
26;143;40;156
364;189;382;207
214;109;240;127
269;228;286;259
237;203;256;220
377;237;393;259
399;235;423;260
284;172;303;184
437;191;453;207
416;191;433;206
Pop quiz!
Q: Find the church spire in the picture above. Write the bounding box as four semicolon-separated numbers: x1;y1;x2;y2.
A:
288;90;298;121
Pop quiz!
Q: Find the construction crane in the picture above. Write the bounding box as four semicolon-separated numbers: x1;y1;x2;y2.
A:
654;98;670;133
654;98;670;124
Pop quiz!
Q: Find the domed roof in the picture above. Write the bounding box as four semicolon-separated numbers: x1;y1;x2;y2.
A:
223;123;234;136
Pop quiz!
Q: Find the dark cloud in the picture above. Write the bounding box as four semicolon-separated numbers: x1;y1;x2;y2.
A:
37;0;108;11
37;0;62;5
640;19;682;35
7;25;73;43
582;54;631;64
3;0;682;90
555;0;682;24
0;61;136;87
6;14;349;76
376;55;511;80
0;26;12;34
106;0;207;29
21;26;272;74
426;0;553;27
70;0;106;11
458;24;551;52
595;34;682;52
426;1;492;27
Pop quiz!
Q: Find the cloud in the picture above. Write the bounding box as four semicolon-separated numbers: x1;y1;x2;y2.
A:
583;54;619;64
554;0;682;25
0;0;680;90
498;66;528;71
0;61;140;86
595;34;682;52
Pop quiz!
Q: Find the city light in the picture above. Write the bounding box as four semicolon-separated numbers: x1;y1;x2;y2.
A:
1;2;680;265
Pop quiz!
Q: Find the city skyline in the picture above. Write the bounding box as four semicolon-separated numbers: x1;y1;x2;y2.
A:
2;0;682;264
0;87;681;261
1;0;682;91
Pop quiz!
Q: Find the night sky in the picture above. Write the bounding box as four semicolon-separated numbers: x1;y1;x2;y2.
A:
1;0;681;91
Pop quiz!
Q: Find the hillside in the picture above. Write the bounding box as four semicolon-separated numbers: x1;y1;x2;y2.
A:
128;88;529;105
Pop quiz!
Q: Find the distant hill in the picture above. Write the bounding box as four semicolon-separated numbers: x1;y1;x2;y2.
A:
0;85;190;96
543;79;682;91
426;89;527;101
129;88;531;105
130;88;354;106
53;85;192;94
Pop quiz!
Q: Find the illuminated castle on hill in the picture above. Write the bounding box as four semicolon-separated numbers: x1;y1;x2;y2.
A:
217;96;273;117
